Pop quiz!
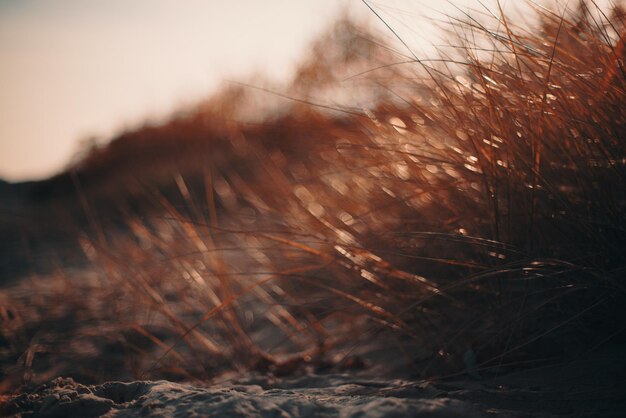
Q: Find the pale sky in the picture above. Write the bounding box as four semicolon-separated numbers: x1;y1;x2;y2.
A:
0;0;515;181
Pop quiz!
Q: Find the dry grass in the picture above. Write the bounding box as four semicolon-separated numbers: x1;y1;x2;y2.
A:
1;0;625;393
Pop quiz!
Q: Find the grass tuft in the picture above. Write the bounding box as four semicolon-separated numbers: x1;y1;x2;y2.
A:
2;1;625;392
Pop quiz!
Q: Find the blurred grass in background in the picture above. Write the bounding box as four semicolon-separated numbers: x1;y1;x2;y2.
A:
1;0;625;393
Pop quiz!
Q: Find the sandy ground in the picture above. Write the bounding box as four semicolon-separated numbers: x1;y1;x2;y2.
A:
4;342;626;418
3;375;483;418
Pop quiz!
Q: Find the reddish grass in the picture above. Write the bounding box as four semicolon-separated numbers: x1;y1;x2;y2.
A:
1;1;625;393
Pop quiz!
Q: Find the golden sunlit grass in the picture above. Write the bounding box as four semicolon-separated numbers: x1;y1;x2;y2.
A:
2;0;625;393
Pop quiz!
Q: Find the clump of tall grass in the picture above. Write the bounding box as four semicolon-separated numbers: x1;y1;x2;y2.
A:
3;1;625;391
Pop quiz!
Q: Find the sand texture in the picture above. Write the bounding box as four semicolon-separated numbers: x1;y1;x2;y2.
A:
5;344;626;418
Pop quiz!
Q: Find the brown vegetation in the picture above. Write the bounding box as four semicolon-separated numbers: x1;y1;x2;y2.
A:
1;1;625;398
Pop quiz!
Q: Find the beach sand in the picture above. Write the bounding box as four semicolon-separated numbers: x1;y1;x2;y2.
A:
5;342;625;417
